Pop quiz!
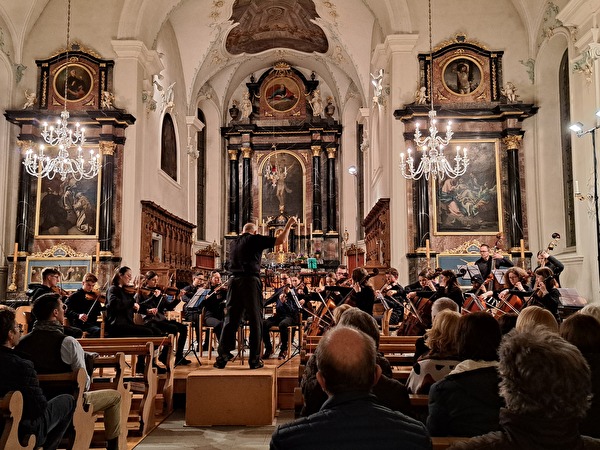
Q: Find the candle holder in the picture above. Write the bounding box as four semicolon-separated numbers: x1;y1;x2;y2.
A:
8;258;18;292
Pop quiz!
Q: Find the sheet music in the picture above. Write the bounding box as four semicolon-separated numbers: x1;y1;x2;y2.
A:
557;288;588;307
187;288;207;309
492;268;508;284
458;264;482;280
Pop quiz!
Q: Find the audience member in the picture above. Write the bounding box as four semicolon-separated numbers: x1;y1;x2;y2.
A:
515;305;558;333
496;313;518;335
413;297;459;361
450;327;600;449
272;326;431;449
16;294;122;450
0;307;74;450
427;312;503;437
560;313;600;438
407;310;461;394
301;308;411;417
331;304;352;324
580;304;600;323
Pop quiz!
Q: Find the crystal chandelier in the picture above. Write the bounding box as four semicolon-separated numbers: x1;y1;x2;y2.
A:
400;0;468;181
22;0;100;181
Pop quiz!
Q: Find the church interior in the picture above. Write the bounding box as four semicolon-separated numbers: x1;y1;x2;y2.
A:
1;0;600;448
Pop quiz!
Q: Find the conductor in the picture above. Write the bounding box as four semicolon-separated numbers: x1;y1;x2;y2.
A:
214;217;297;369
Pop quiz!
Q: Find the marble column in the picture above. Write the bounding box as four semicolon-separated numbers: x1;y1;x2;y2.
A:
241;147;253;226
414;176;430;250
15;140;33;252
311;146;323;232
99;141;117;253
326;148;337;232
228;149;240;234
503;135;523;248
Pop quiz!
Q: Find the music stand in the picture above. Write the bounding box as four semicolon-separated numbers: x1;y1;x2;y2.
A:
458;264;482;282
181;289;208;365
491;268;508;285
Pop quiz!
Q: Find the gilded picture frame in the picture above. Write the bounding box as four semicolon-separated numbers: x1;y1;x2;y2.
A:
53;63;94;102
441;56;484;97
35;165;101;238
432;139;502;235
26;256;92;291
259;150;306;221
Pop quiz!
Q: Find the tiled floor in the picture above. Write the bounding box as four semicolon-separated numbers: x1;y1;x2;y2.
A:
133;409;295;449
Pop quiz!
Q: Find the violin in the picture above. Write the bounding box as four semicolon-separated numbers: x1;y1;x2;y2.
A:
51;285;69;298
84;290;106;302
122;285;138;295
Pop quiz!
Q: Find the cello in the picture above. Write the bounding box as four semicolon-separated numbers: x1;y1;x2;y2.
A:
396;268;439;336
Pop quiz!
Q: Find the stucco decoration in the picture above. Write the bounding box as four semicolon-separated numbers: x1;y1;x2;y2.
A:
537;2;563;47
226;0;328;54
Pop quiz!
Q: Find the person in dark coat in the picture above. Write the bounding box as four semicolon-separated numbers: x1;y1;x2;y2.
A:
301;308;412;417
272;326;431;450
427;312;503;437
0;307;74;450
449;326;600;450
560;313;600;439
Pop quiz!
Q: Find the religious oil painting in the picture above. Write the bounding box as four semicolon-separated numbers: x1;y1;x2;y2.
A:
54;63;94;102
264;77;301;112
442;57;483;96
433;140;501;235
26;257;92;291
260;151;305;221
35;169;100;238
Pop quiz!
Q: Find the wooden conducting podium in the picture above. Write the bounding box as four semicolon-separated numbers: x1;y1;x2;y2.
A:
185;365;277;426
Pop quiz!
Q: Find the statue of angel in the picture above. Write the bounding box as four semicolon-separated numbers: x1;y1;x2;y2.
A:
23;89;36;109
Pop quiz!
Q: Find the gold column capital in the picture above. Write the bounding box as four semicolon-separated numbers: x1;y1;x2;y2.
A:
326;148;337;159
99;141;117;156
16;140;35;151
228;149;239;161
241;146;253;159
502;135;522;150
311;146;322;157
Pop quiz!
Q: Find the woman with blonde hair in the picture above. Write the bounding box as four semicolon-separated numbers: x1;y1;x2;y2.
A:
515;305;559;333
407;310;462;394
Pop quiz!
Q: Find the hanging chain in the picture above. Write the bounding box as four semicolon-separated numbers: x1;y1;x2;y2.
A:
63;0;71;107
428;0;434;112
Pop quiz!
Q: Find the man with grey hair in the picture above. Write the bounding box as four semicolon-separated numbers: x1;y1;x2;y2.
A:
271;326;430;449
215;217;296;369
449;326;600;449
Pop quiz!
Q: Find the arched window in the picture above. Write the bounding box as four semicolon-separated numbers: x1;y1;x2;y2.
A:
161;113;177;181
559;49;575;246
196;109;207;239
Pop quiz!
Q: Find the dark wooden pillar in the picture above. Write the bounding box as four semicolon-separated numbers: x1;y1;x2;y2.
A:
326;148;337;232
241;147;253;226
228;149;240;234
311;146;322;231
504;135;524;248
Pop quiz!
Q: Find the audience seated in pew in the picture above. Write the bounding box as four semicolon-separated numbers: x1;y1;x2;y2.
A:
560;313;600;439
427;312;503;437
0;307;74;450
448;326;600;449
300;307;411;418
15;294;122;450
413;298;459;362
271;325;431;449
407;310;461;395
515;305;558;333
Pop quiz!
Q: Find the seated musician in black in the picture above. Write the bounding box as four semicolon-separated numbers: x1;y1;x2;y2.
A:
377;268;406;325
180;272;208;349
290;275;313;320
528;267;561;319
262;274;303;360
65;272;103;337
201;271;227;351
136;271;191;366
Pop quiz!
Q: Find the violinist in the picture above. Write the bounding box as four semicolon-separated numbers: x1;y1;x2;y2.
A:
105;266;155;338
64;272;103;337
262;273;303;359
474;244;513;281
290;275;313;319
527;267;561;320
181;272;208;347
431;270;464;310
376;268;406;325
531;250;564;288
344;267;375;316
401;268;438;335
201;271;227;351
317;272;345;305
335;265;351;286
136;271;191;366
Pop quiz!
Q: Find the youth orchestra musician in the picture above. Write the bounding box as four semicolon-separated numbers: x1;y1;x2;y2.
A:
262;273;303;360
180;272;208;348
344;267;375;316
201;271;227;351
65;272;103;337
136;271;191;365
527;267;561;319
376;268;406;325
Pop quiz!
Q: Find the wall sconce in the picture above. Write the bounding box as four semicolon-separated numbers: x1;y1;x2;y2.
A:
574;180;593;202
